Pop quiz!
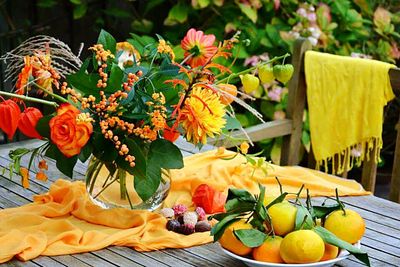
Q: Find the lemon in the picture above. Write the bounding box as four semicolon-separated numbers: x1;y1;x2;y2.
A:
219;220;253;256
324;209;365;244
253;236;283;263
280;230;325;263
267;202;297;236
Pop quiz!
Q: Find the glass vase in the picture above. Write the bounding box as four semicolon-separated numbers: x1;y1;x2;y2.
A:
85;156;170;211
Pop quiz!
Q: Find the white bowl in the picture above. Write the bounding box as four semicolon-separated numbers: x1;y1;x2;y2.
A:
220;242;361;267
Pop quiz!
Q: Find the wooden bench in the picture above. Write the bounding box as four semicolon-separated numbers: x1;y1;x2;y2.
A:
218;38;400;203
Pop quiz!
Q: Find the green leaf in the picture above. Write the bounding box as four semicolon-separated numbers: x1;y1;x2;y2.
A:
224;198;256;214
238;3;257;23
234;229;266;248
91;132;118;162
36;114;54;139
223;116;241;131
265;192;288;209
148;139;183;169
103;7;131;18
97;29;116;54
312;204;341;219
73;4;87;19
227;188;256;202
314;226;370;266
37;0;57;8
78;143;93;163
164;3;189;25
45;144;77;178
105;64;124;93
295;204;314;230
210;213;241;241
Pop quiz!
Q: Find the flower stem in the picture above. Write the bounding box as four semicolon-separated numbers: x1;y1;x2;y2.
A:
0;91;58;107
216;53;290;84
33;83;69;103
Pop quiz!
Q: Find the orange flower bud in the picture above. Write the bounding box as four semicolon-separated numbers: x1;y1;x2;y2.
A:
0;99;21;140
18;107;43;139
36;171;48;182
20;167;29;188
163;125;180;142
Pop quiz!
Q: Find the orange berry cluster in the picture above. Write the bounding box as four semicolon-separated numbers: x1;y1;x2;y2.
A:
97;63;108;88
60;82;82;103
147;93;167;131
123;72;140;92
100;117;136;167
89;44;115;62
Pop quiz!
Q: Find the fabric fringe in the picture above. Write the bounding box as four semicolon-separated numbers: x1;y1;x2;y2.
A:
315;137;382;175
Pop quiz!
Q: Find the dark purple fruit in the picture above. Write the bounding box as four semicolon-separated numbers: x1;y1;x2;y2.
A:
166;219;181;232
177;215;184;224
179;224;195;235
195;221;211;232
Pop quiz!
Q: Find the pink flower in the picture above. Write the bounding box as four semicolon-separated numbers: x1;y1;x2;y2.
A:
267;87;284;102
181;28;218;68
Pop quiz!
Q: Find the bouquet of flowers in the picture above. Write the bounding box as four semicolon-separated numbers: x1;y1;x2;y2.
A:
0;29;289;210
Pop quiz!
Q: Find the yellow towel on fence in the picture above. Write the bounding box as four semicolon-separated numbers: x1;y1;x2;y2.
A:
0;150;369;263
305;51;396;174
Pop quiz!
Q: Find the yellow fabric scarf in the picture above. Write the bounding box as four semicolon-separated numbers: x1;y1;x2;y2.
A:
305;51;396;174
0;150;369;263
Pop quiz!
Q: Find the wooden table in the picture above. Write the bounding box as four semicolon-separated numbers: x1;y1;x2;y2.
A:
1;140;399;267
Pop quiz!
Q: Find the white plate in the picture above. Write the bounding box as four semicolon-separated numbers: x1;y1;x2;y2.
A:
220;242;361;267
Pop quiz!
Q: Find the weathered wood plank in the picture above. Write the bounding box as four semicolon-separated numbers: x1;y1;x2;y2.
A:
4;260;41;267
281;38;312;166
107;247;169;267
162;247;224;267
184;244;245;267
90;249;143;266
209;120;293;148
389;117;400;203
139;250;195;267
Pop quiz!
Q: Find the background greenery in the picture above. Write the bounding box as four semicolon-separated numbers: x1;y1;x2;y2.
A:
1;0;399;185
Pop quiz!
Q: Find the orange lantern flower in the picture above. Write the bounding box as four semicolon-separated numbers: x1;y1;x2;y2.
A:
163;125;180;142
18;107;43;139
0;99;21;140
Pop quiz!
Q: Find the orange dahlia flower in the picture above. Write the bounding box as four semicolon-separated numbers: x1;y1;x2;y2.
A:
181;28;218;68
180;87;226;144
49;103;93;158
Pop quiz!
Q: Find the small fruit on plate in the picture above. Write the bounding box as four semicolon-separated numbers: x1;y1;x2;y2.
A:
324;209;365;244
240;74;260;93
258;65;275;84
273;64;294;83
252;236;284;263
280;230;325;263
320;243;339;261
219;220;253;256
195;221;211;232
267;201;297;236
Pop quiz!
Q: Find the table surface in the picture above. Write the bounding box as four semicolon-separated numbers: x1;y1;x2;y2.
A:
0;139;399;267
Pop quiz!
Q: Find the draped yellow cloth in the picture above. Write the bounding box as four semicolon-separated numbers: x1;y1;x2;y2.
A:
0;150;369;263
305;51;396;174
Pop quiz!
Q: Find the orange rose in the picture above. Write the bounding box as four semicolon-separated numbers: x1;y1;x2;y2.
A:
49;103;93;158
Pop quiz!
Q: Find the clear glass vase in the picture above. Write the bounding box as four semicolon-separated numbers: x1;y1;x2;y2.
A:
85;156;170;211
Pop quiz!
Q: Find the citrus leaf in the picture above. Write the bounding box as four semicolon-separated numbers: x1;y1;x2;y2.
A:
312;204;341;219
295;203;314;230
314;226;370;267
265;192;288;209
234;229;266;248
227;188;256;202
210;213;241;241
